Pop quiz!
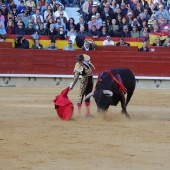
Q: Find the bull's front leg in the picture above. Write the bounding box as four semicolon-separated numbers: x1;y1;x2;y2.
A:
120;92;131;119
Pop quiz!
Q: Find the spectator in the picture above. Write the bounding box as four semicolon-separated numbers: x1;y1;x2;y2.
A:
151;24;160;33
6;19;14;34
109;19;119;32
37;22;47;35
162;38;170;47
89;25;100;38
101;7;113;21
0;22;6;41
75;16;88;32
18;10;30;26
160;18;170;32
26;22;36;35
54;5;69;20
131;25;140;38
63;39;76;51
57;25;66;40
56;11;68;26
140;27;149;41
110;0;119;13
32;9;44;23
120;2;128;16
48;23;57;41
155;4;168;20
121;25;131;37
82;40;94;51
103;35;114;46
99;26;109;37
45;40;58;50
63;0;77;7
152;36;163;46
138;40;149;52
66;17;76;32
116;37;130;46
95;13;102;27
88;15;101;30
25;0;36;8
32;39;43;49
1;4;8;25
54;18;66;31
76;25;89;48
17;0;26;14
88;6;98;21
82;0;93;22
162;26;170;34
0;9;5;27
13;22;26;35
44;9;55;24
46;17;55;31
25;16;35;29
67;26;76;43
14;35;29;49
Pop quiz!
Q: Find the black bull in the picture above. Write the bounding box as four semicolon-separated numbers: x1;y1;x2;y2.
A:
85;68;136;119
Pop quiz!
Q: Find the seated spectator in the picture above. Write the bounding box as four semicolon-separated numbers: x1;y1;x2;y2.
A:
25;16;35;29
17;0;26;14
35;17;42;30
88;6;98;21
138;40;149;52
88;15;101;30
103;35;114;46
45;40;58;50
140;27;149;41
126;11;134;25
155;4;168;20
75;17;88;32
110;0;119;13
109;19;119;33
55;18;66;31
63;40;76;51
152;36;163;46
162;26;170;34
131;25;140;38
18;10;30;26
66;17;76;32
54;5;69;20
82;40;94;51
56;11;67;25
32;39;43;49
116;37;130;46
0;23;6;41
89;25;100;39
13;22;26;35
32;9;44;23
46;17;55;31
14;35;29;49
37;23;47;35
99;26;109;37
121;25;131;37
150;24;160;33
67;26;76;44
57;25;66;40
26;23;36;35
6;19;14;34
48;23;57;41
162;38;170;47
25;0;36;8
160;18;170;32
95;13;102;27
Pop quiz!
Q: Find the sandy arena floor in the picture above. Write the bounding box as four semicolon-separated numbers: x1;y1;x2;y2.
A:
0;86;170;170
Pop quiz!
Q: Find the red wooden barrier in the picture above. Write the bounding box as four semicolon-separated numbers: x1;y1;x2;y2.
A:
0;42;12;48
0;49;170;77
95;46;138;51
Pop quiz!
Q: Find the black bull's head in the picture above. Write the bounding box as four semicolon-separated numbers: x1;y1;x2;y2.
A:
85;90;114;111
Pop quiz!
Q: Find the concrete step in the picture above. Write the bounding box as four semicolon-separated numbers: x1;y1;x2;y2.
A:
65;6;81;24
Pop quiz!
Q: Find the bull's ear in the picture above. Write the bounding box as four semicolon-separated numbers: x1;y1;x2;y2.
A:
103;90;113;97
84;91;94;100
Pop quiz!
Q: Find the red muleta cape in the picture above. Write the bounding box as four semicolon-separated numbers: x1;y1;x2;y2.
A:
53;87;74;120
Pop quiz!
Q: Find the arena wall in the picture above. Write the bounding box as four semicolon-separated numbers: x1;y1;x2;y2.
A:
0;48;170;88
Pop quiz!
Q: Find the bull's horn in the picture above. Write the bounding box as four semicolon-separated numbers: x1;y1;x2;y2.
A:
84;92;94;100
103;90;113;97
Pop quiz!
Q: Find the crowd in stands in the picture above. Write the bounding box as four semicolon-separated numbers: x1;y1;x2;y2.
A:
1;0;170;50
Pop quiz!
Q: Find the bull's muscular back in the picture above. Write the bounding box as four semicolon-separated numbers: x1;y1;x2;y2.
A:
96;68;136;106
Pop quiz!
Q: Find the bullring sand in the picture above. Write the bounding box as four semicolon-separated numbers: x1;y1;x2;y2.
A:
0;86;170;170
